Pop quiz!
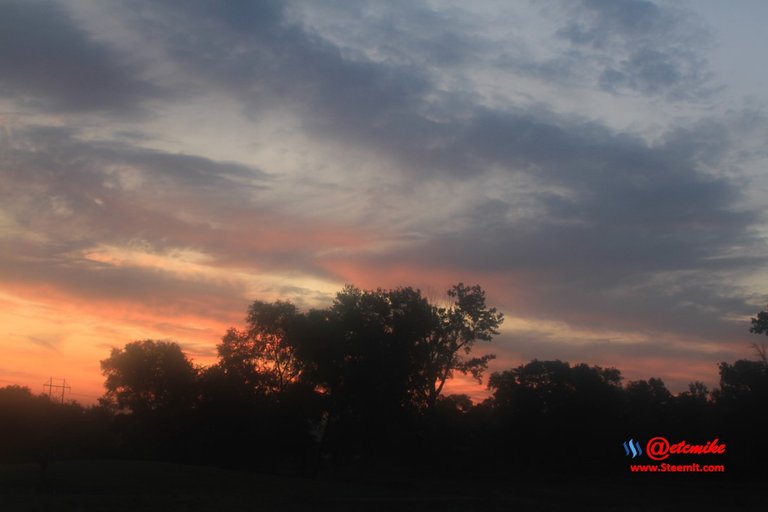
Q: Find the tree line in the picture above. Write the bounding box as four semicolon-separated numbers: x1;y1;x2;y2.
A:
2;283;767;478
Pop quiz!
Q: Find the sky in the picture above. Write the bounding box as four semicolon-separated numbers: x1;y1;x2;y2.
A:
2;0;768;403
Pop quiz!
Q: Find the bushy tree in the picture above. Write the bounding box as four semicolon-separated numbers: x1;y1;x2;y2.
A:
717;359;768;403
100;339;198;414
293;283;503;411
749;307;768;337
486;360;624;470
0;386;52;463
488;359;622;417
287;283;503;461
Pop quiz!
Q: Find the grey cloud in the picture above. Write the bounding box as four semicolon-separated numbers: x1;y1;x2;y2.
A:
4;1;757;338
17;334;61;353
289;0;489;68
600;49;683;94
360;215;763;345
497;331;738;369
1;0;763;388
98;1;718;185
0;125;273;260
349;223;762;345
112;0;724;192
115;0;439;153
314;109;765;342
1;124;269;208
554;0;716;99
0;125;348;288
557;0;672;47
598;47;713;99
0;237;248;321
0;0;160;114
261;284;336;311
151;0;761;344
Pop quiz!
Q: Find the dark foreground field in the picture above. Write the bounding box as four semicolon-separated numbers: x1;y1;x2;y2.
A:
1;460;765;512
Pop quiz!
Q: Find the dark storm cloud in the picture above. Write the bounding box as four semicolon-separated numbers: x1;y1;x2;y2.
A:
0;0;159;114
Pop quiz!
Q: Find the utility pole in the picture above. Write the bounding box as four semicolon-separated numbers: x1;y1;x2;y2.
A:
43;377;71;404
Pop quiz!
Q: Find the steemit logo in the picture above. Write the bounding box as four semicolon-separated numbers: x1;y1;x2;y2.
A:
623;439;643;458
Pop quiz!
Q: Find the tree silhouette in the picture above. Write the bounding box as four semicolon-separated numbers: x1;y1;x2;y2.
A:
29;290;747;479
0;386;52;464
625;377;672;406
749;307;768;336
216;300;305;398
717;359;768;402
682;380;711;402
100;339;198;414
486;359;625;470
416;283;504;409
280;283;504;462
712;319;768;477
488;359;622;417
290;286;426;460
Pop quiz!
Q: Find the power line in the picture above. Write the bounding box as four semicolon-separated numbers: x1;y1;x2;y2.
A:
43;377;71;404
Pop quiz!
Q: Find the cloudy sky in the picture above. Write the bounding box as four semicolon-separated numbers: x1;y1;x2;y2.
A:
2;0;768;402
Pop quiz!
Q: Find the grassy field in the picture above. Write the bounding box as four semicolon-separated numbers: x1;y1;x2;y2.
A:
1;460;765;511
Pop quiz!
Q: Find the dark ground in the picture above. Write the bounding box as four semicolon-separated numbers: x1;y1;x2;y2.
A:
1;460;765;511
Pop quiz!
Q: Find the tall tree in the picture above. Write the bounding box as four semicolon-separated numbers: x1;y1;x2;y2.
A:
416;283;504;409
300;286;430;413
217;300;304;396
289;285;437;460
294;283;503;411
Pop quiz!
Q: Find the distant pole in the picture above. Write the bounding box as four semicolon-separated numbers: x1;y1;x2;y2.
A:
43;377;71;404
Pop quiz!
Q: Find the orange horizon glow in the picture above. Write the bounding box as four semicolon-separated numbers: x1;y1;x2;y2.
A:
0;206;756;406
2;253;746;406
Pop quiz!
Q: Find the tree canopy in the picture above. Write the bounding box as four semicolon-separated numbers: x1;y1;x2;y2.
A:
100;339;198;414
216;300;304;397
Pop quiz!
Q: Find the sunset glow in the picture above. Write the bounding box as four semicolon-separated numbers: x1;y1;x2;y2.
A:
2;0;768;404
